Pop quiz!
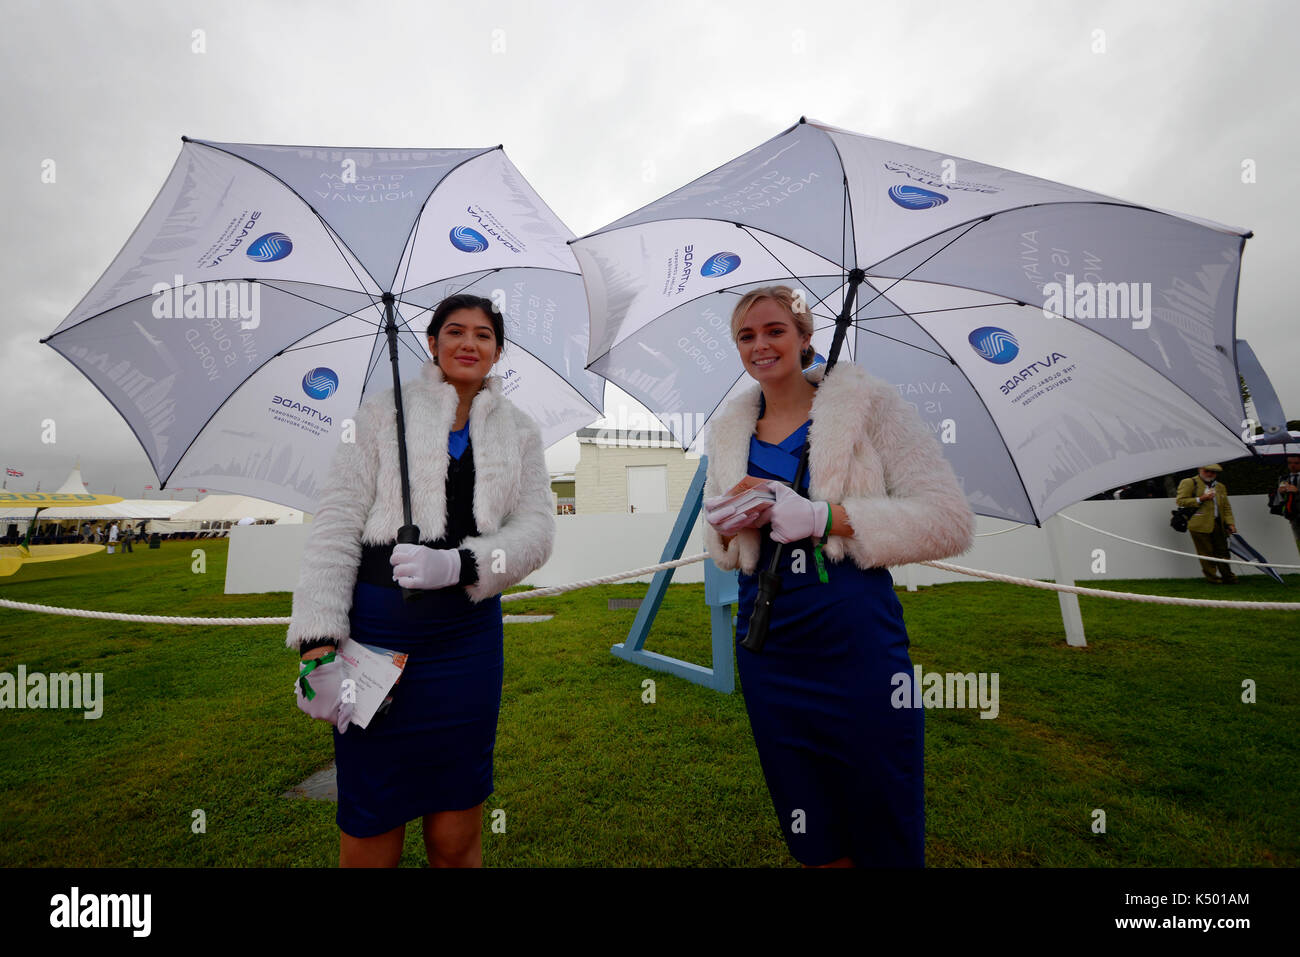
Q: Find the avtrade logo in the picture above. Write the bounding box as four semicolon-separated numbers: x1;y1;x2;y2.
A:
450;226;489;252
302;367;339;399
701;252;741;277
968;326;1019;364
888;185;948;210
247;232;293;262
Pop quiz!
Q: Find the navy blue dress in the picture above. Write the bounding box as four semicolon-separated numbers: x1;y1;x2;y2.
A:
332;420;504;838
734;405;924;867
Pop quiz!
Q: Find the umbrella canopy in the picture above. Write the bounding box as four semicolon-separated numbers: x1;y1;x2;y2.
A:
572;117;1254;525
43;139;605;513
1247;431;1300;457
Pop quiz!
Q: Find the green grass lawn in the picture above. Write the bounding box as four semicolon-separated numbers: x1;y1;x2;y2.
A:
0;538;1295;867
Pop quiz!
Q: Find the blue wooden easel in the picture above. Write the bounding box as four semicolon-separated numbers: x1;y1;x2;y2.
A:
609;455;738;693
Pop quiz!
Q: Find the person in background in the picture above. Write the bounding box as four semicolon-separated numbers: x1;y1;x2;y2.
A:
1176;464;1237;584
1267;452;1300;557
121;521;135;553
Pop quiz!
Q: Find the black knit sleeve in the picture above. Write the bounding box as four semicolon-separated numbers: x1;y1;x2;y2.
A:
457;548;479;586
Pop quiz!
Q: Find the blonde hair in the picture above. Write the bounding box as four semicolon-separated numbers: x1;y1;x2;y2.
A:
729;286;816;368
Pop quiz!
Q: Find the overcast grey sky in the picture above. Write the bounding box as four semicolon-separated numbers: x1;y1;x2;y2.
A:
2;0;1296;498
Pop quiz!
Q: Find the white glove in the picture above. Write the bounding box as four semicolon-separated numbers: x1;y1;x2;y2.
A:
704;492;773;535
390;544;461;589
764;481;830;544
295;656;354;733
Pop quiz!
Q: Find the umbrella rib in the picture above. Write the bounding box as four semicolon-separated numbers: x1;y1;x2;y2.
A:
809;319;951;363
361;325;430;394
812;222;1042;523
387;147;502;294
278;331;387;352
590;273;846;366
861;247;1250;453
852;220;985;322
736;225;842;317
859;200;1247;286
393;284;603;421
396;268;497;309
41;278;383;346
260;279;386;328
185;139;387;302
158;309;412;492
818;124;857;273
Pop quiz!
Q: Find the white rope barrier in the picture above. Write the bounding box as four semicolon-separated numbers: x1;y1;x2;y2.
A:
3;546;1297;622
0;600;291;625
1056;513;1300;569
0;553;711;624
919;560;1300;609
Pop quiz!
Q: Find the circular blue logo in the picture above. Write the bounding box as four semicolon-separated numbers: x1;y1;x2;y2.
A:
888;185;949;210
247;232;293;262
968;327;1020;364
302;367;339;400
701;251;741;277
450;226;489;252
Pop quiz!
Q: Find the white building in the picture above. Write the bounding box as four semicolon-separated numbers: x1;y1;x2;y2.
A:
574;428;702;515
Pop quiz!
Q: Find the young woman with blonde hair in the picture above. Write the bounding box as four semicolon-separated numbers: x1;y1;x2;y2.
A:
702;285;975;867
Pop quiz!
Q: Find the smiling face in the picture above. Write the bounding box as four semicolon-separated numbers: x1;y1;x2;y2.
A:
735;298;811;383
428;307;502;386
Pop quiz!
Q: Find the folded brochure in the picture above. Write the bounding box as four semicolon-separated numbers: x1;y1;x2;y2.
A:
334;638;407;729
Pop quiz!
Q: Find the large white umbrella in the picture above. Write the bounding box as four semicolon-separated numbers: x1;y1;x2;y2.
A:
571;116;1254;527
44;138;605;516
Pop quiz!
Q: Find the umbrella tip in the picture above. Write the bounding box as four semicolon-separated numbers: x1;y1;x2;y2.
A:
798;115;808;124
181;135;190;142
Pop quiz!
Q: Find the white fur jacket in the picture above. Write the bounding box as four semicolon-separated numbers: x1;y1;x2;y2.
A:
285;359;555;651
703;362;975;574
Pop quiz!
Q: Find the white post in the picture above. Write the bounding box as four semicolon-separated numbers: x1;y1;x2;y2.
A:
1044;514;1086;648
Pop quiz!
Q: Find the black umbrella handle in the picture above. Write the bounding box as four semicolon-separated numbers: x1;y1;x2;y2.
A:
397;524;424;602
383;291;424;603
740;568;782;652
739;443;810;653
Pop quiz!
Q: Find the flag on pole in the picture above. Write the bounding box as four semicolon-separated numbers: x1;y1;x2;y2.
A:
5;467;22;477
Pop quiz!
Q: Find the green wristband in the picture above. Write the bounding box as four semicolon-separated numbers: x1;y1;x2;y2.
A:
297;651;337;701
813;503;832;585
